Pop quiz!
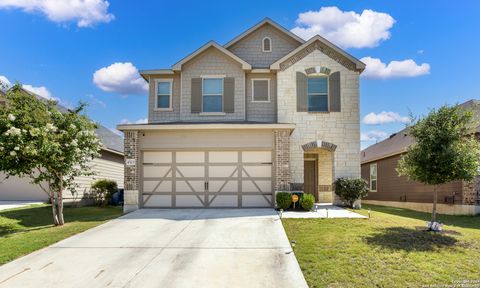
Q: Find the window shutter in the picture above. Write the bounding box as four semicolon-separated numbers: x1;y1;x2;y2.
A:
296;72;307;112
191;78;202;113
329;71;341;112
224;77;235;113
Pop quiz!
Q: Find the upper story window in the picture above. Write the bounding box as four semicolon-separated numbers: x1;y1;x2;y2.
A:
252;79;270;102
262;37;272;52
307;76;328;112
370;163;377;192
202;78;223;112
155;79;173;110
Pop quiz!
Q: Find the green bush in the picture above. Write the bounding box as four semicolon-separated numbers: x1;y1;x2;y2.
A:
276;192;292;210
301;194;315;211
334;177;369;208
90;179;118;207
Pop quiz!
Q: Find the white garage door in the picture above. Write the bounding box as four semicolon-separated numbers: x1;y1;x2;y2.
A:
141;150;273;208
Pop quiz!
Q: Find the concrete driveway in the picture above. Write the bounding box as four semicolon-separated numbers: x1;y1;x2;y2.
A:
0;209;308;288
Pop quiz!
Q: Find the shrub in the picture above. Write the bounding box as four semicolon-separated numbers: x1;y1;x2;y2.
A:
334;177;369;208
90;179;118;207
276;192;292;210
301;194;315;211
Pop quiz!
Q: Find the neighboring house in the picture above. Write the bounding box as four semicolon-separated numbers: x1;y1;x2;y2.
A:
361;99;480;215
118;18;365;211
0;88;124;202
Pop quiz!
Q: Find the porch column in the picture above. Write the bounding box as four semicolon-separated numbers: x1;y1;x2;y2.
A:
124;130;140;213
274;129;291;192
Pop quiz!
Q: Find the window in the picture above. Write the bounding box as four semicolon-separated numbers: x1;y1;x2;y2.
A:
202;78;223;112
307;76;328;112
155;80;172;110
262;37;271;52
370;163;377;192
252;79;270;102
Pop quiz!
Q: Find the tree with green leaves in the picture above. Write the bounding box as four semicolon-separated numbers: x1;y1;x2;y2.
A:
397;104;480;225
334;177;369;208
0;85;101;225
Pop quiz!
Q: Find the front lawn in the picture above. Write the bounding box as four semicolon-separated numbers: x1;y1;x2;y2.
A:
282;204;480;288
0;204;122;265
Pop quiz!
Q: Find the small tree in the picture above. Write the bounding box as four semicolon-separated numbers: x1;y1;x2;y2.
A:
90;179;118;207
0;85;101;225
334;178;369;208
397;105;480;224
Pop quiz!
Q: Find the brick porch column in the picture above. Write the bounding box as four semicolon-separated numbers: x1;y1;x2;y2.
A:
124;130;139;213
274;129;290;192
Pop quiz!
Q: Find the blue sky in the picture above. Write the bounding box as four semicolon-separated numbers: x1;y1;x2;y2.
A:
1;0;479;149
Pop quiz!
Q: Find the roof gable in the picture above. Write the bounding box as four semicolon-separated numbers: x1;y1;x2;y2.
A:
172;41;251;71
270;35;366;72
224;18;304;49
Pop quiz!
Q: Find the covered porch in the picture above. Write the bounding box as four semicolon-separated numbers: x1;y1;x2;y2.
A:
302;140;336;204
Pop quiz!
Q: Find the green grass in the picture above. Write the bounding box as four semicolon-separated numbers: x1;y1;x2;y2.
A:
0;204;122;265
282;204;480;288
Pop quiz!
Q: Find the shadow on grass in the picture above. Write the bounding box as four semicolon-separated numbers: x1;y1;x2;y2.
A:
0;205;121;236
363;204;480;230
364;227;459;252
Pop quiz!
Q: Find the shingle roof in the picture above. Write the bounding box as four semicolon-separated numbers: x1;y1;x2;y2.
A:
361;99;480;164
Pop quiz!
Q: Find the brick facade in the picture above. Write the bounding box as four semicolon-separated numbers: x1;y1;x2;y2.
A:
124;130;139;212
462;177;480;205
274;129;290;191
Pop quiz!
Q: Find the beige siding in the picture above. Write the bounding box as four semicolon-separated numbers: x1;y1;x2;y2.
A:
0;150;124;202
148;73;181;123
228;23;301;68
140;129;274;150
67;150;124;200
246;73;277;122
180;47;245;121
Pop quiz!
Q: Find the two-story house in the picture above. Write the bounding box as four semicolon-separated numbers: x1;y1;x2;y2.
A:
118;18;365;212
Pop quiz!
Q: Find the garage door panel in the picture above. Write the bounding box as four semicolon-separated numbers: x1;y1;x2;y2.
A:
176;152;205;163
143;195;172;207
242;151;271;163
176;180;204;193
209;151;238;163
242;195;272;207
143;166;171;178
176;166;205;178
209;166;237;178
209;180;238;193
143;152;172;164
176;195;204;207
209;195;238;207
143;181;172;193
242;166;271;178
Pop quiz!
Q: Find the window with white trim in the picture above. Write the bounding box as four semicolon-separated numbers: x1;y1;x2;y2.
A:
307;76;328;112
262;37;271;52
252;79;270;102
155;79;172;110
202;78;223;112
370;163;377;192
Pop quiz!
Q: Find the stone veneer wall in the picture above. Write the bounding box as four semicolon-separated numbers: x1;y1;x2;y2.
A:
462;177;480;205
277;47;361;196
124;130;139;212
274;129;290;191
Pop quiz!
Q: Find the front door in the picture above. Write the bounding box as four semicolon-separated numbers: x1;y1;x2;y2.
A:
304;160;318;201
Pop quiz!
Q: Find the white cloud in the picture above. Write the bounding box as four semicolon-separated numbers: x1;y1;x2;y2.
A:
120;118;147;125
0;75;12;91
291;6;395;48
361;57;430;79
363;111;410;125
22;84;56;100
361;130;388;142
93;62;148;95
0;0;114;27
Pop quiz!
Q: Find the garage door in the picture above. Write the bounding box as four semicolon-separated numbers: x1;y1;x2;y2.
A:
141;150;273;208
